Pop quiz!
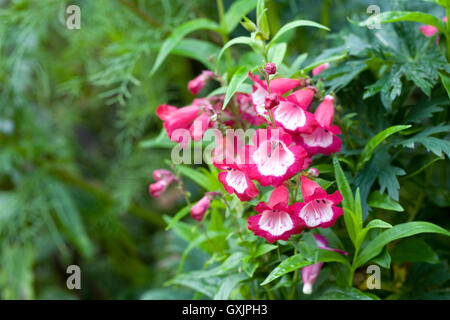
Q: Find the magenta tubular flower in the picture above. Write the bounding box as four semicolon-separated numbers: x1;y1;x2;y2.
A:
264;93;280;110
420;17;447;38
240;128;308;187
236;93;265;126
188;70;214;95
302;234;348;294
290;176;343;229
156;98;215;147
190;192;221;221
286;87;316;110
273;99;317;134
149;169;176;198
248;72;301;118
265;62;277;75
191;195;211;221
295;95;342;156
213;131;259;201
248;185;305;243
312;63;330;77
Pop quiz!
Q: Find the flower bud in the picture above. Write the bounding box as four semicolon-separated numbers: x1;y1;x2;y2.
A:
152;169;175;182
264;93;279;110
188;70;214;95
190;195;211;221
312;63;330;77
307;168;319;178
265;62;276;75
149;180;168;198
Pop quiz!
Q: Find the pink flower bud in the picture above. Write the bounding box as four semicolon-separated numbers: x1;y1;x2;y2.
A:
265;62;277;75
188;71;214;95
312;63;330;77
190;192;221;222
307;168;319;178
190;195;211;221
264;93;279;110
149;180;168;198
152;169;175;182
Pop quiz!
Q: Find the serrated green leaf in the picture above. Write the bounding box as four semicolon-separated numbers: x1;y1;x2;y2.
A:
368;191;404;212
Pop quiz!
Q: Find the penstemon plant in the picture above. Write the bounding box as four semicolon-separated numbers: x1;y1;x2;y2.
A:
146;0;450;300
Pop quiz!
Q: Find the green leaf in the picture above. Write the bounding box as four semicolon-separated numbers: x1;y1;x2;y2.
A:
224;0;257;33
223;66;250;109
256;0;270;39
357;11;447;34
372;246;391;269
268;20;329;48
254;243;278;257
207;84;252;97
267;42;287;66
261;253;310;285
357;125;411;171
319;286;379;300
423;0;450;8
139;129;174;149
355;222;450;268
150;18;221;76
391;238;439;264
215;36;257;69
261;249;350;285
353;188;363;233
172;39;220;70
177;166;212;191
439;72;450;99
397;124;450;158
332;156;356;244
368;191;404;212
214;273;248;300
165;205;193;231
288;53;308;76
303;51;347;73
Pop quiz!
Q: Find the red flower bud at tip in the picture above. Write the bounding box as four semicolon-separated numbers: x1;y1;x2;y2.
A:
190;195;211;221
149;180;167;198
307;168;319;178
265;62;276;75
264;93;279;110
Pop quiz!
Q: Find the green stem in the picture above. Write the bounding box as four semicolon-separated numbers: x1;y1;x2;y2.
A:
348;247;360;287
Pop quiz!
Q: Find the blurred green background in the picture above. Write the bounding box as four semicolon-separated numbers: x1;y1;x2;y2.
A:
0;0;447;299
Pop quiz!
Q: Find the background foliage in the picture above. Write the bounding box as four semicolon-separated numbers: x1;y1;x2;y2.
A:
0;0;449;299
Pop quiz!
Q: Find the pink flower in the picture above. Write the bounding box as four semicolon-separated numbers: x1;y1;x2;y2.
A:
312;63;330;77
213;131;259;201
188;70;214;95
149;169;176;198
302;234;348;294
156;98;214;148
248;185;305;243
286;87;316;110
420;17;447;43
265;62;277;75
236;93;265;126
294;95;342;156
190;192;221;221
240;128;308;187
290;176;344;229
264;93;280;110
273;99;317;134
249;72;302;118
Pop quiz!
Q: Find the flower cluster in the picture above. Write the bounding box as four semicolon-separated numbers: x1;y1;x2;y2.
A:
151;62;344;244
